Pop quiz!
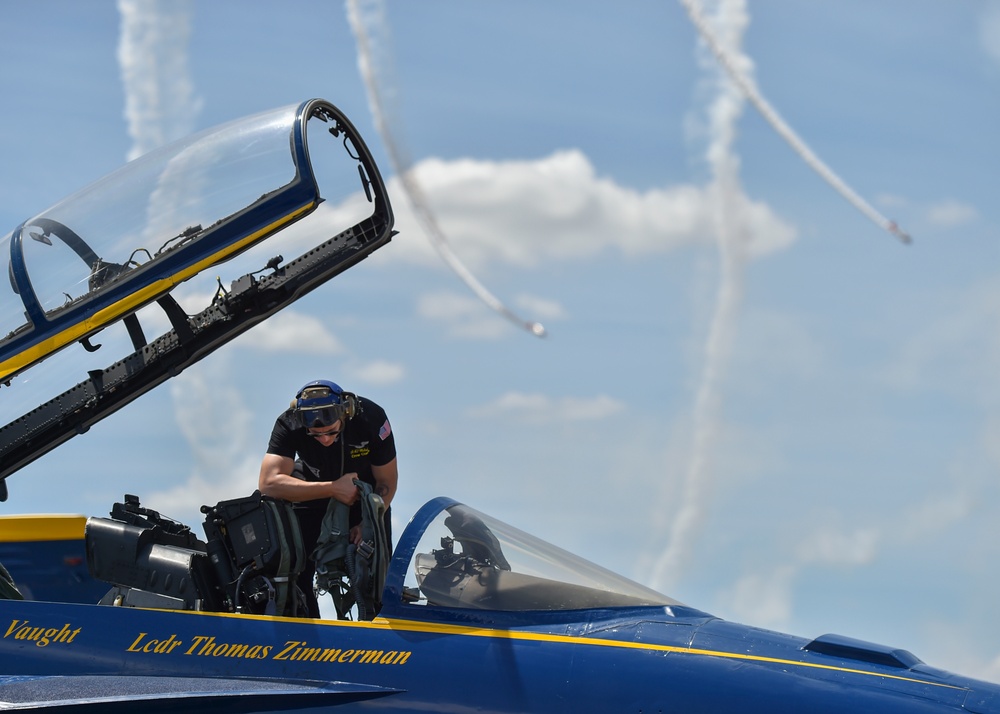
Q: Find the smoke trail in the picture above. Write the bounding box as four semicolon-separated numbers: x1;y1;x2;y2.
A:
118;0;208;261
651;0;752;591
678;0;911;244
345;0;547;337
117;0;234;524
117;0;201;160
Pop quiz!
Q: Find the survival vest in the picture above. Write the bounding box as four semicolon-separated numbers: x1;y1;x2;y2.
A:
312;480;389;620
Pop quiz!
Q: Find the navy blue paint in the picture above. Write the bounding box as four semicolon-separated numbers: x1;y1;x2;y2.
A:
1;496;998;713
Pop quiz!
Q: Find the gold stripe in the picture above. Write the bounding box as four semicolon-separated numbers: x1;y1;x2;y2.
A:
0;514;86;542
0;203;314;382
157;610;964;691
369;617;965;690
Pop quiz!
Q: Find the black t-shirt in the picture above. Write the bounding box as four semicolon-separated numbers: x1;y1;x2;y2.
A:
266;395;396;529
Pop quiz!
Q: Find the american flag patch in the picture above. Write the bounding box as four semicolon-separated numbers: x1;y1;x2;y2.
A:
379;419;392;440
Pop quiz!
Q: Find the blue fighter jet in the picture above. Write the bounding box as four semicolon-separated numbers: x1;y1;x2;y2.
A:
2;493;1000;713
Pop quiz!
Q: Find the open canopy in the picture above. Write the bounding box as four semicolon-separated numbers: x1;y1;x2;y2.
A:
0;99;394;493
1;100;385;385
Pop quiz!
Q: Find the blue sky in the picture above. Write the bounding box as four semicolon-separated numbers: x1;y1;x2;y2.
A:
3;0;1000;681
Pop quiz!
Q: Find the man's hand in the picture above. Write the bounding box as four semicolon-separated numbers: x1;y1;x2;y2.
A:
329;472;360;505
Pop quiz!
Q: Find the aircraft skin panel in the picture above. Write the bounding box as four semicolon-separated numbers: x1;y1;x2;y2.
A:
0;517;108;605
0;673;399;713
0;597;988;713
370;615;965;691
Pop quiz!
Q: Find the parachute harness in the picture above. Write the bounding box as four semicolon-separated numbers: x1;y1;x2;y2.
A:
312;479;389;620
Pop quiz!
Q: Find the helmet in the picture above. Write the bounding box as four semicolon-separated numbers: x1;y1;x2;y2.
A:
291;380;357;430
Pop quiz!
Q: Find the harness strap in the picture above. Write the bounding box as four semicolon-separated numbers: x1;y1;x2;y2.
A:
312;480;388;620
264;500;291;616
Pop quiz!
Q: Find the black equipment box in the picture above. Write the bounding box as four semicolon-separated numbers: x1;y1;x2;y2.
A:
85;515;221;611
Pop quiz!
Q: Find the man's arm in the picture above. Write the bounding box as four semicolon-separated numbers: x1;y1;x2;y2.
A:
371;457;398;506
258;453;358;504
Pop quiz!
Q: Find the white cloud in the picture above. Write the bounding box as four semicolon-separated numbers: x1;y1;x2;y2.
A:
925;199;978;228
416;291;510;340
126;291;344;355
415;289;566;338
795;526;879;567
515;294;568;321
365;150;795;271
416;291;481;321
400;150;794;266
731;308;827;390
234;149;793;347
886;279;1000;403
876;193;908;209
981;653;1000;685
981;5;1000;64
447;319;510;341
714;487;974;639
718;526;877;632
348;359;405;385
153;355;259;525
234;311;344;354
981;417;1000;473
468;391;626;423
720;565;796;630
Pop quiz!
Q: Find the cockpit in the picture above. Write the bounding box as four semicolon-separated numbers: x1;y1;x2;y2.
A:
81;493;678;621
394;499;679;613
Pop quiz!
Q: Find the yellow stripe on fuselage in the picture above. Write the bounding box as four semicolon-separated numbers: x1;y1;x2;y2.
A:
0;514;86;542
365;617;965;689
0;203;314;383
150;608;966;692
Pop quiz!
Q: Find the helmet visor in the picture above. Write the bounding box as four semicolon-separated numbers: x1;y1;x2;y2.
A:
297;404;347;430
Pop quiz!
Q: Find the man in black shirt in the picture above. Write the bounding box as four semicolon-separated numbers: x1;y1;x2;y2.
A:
258;380;397;616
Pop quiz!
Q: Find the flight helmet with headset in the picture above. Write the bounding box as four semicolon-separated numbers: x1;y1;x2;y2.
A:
291;380;357;430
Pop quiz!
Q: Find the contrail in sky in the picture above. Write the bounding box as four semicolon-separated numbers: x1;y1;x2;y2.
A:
652;0;752;591
117;0;200;160
654;0;911;590
346;0;547;337
678;0;912;244
116;0;249;526
117;0;205;253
